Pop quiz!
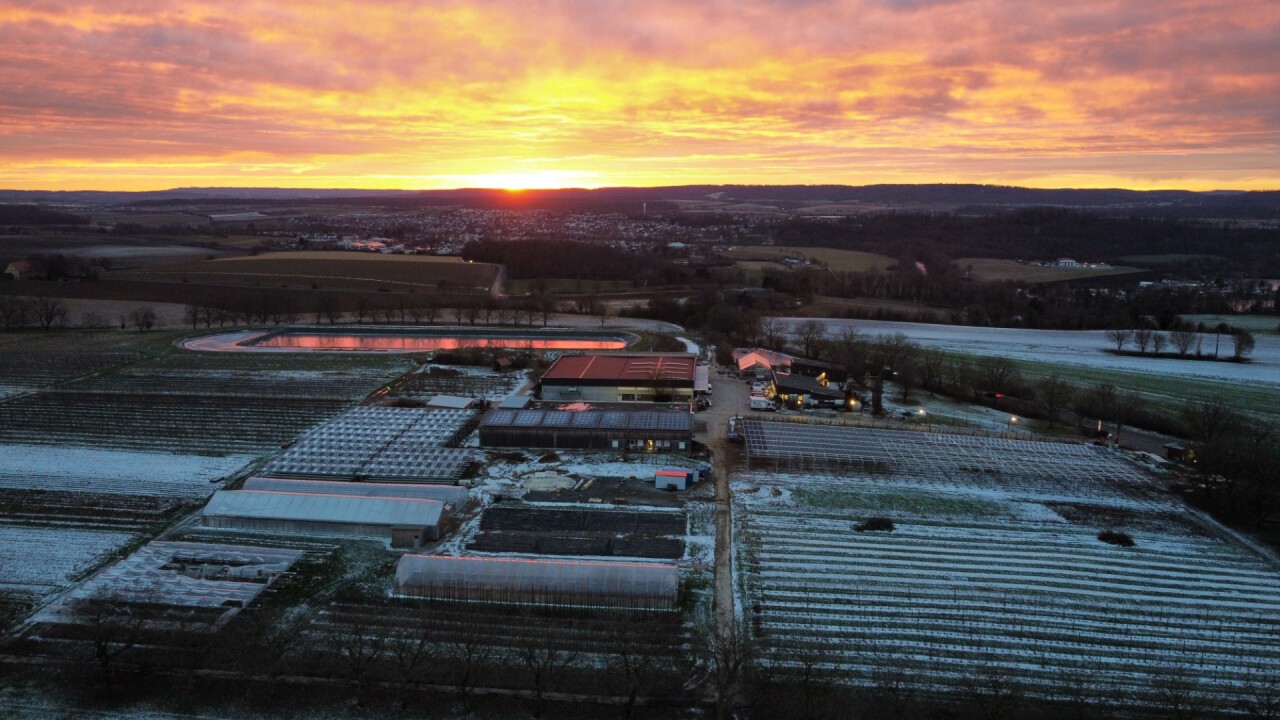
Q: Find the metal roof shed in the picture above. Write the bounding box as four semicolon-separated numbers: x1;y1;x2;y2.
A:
203;490;449;545
395;555;679;610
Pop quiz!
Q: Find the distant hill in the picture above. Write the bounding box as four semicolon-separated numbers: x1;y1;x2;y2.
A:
0;184;1276;218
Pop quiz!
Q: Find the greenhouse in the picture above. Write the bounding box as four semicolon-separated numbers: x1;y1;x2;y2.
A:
203;490;450;545
395;555;680;610
241;477;468;508
740;419;1152;484
261;406;476;482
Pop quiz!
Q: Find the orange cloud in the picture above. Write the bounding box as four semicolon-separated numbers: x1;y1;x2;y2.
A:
0;0;1277;190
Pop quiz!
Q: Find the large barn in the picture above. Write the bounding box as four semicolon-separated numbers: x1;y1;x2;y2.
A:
539;353;697;403
395;555;680;610
478;408;694;452
202;490;451;547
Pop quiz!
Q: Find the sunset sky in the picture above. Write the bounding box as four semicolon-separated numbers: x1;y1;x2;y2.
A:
1;0;1277;191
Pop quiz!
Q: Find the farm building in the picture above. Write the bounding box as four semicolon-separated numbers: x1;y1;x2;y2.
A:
539;353;697;403
395;555;680;610
734;348;793;378
655;468;694;491
5;260;36;280
241;477;468;509
771;370;847;408
735;348;845;383
479;408;694;452
202;490;450;546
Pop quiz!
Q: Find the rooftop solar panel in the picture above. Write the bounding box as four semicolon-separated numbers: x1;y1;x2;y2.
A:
600;411;630;429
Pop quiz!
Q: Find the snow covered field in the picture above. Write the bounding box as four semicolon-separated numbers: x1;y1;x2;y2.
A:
735;435;1280;707
0;525;136;600
0;444;254;499
778;317;1280;387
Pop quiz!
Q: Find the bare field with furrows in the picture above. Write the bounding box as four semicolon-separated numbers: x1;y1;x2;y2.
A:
956;257;1143;282
106;251;500;292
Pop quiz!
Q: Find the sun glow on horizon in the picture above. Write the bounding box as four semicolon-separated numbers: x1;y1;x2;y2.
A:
435;170;606;192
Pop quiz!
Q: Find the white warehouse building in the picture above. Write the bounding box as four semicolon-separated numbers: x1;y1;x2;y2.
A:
202;490;450;548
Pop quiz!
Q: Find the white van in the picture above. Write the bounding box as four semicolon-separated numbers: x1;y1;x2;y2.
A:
750;396;775;411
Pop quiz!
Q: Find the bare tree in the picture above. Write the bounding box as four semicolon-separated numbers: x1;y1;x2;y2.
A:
757;630;844;720
826;326;866;381
1046;657;1108;720
1238;634;1280;719
692;611;755;720
979;357;1021;396
354;296;373;324
1151;332;1167;355
439;612;495;706
606;612;678;720
1039;375;1075;427
72;594;152;689
389;608;439;708
517;619;582;718
918;347;947;394
760;317;785;350
1105;328;1132;352
0;296;32;330
1234;329;1257;360
1170;328;1198;356
795;319;828;359
128;306;157;332
33;296;68;330
326;607;389;705
959;657;1024;720
1181;399;1242;449
421;299;440;324
315;294;341;324
464;304;482;326
1151;666;1207;720
1133;326;1155;354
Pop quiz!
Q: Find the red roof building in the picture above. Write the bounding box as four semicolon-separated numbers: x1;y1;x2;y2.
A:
540;353;697;402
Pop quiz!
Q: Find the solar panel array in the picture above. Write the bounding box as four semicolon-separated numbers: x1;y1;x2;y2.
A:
263;406;476;482
481;408;693;432
741;419;1151;485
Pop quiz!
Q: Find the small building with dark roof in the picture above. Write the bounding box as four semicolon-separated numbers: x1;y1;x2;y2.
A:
771;370;847;408
479;407;694;452
539;353;697;403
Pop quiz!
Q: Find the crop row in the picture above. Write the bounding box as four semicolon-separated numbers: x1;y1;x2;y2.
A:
741;515;1280;703
65;368;398;401
0;391;349;453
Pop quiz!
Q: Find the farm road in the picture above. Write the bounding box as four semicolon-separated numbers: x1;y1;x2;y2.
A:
694;366;750;686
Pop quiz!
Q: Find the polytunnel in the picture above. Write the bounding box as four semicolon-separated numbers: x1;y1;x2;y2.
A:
395;555;680;610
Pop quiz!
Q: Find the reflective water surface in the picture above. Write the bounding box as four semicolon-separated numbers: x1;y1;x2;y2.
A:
253;334;627;351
